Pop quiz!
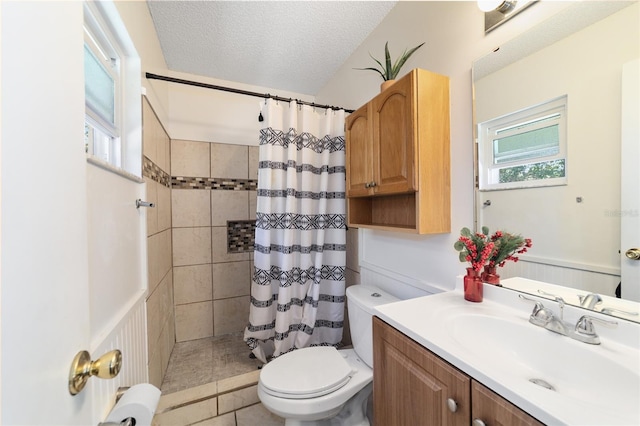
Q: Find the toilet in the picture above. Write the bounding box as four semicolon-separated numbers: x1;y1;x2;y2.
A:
257;285;399;426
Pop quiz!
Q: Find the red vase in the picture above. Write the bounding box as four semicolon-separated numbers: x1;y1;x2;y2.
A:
464;267;483;302
481;265;501;286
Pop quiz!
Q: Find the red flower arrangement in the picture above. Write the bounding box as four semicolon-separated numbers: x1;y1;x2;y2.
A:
487;230;532;268
454;227;495;272
454;227;532;272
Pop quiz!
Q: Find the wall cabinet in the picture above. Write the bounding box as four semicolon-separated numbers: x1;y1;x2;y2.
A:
373;317;544;426
345;68;450;234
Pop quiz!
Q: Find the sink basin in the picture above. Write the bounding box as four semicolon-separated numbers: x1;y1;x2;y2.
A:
450;313;640;411
374;290;640;425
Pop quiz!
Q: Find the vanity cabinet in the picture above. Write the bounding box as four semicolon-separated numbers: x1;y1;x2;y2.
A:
373;317;544;426
471;380;544;426
345;68;450;234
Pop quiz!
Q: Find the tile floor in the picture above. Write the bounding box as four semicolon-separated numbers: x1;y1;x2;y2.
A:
153;332;284;426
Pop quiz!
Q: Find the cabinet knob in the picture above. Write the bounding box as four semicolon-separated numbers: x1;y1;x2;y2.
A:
446;398;457;413
472;419;486;426
364;182;371;188
370;181;377;187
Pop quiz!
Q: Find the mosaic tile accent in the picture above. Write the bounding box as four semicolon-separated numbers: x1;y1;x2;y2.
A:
172;176;258;191
227;220;256;253
143;156;171;187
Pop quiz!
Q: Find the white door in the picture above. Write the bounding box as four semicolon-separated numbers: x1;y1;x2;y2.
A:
1;2;146;423
1;2;94;423
620;59;640;301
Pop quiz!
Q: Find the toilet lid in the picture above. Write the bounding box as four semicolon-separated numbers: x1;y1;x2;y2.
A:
260;346;354;399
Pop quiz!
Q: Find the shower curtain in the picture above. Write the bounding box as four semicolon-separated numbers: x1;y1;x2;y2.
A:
244;99;347;363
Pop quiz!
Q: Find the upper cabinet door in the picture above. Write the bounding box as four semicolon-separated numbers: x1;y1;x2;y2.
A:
372;74;416;195
346;103;373;197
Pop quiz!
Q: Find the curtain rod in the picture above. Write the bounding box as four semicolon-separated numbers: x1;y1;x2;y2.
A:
145;72;355;113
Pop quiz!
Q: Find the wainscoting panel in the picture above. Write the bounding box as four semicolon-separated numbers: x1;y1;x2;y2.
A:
90;291;149;424
501;260;621;296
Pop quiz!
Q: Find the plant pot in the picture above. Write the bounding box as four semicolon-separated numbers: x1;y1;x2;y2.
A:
481;265;501;286
380;79;396;92
464;267;483;303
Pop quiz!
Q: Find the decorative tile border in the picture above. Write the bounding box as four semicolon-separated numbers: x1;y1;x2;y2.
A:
143;156;171;188
172;176;258;191
227;220;256;253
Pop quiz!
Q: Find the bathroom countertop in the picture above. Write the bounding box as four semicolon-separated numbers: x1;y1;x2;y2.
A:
373;281;640;425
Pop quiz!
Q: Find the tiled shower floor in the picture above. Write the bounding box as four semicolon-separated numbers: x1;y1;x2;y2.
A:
161;331;263;395
155;332;284;425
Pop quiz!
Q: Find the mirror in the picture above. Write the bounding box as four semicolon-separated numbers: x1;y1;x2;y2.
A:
472;1;639;321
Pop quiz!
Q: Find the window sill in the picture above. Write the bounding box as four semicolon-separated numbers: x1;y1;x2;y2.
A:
86;155;144;184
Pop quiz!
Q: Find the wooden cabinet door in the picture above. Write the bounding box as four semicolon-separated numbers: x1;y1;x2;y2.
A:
346;103;373;197
372;73;416;195
471;380;544;426
373;318;470;426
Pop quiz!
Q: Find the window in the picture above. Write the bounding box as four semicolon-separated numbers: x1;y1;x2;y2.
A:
477;96;567;190
83;1;141;178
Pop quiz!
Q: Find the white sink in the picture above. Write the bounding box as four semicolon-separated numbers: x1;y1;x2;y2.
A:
449;313;640;411
374;288;640;425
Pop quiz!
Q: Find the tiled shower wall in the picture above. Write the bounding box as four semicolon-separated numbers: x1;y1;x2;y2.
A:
171;140;259;342
143;98;176;388
143;102;356;355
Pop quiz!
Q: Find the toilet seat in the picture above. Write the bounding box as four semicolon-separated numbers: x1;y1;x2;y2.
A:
260;346;355;399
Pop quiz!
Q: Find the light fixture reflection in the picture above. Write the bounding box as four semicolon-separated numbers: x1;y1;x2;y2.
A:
481;0;536;34
478;1;515;13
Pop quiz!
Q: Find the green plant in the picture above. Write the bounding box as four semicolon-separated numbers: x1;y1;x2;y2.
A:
355;41;425;81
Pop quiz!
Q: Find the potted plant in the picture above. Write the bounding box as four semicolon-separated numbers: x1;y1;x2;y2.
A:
355;41;425;91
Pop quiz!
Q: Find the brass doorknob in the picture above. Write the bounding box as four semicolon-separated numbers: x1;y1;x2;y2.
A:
69;349;122;395
625;248;640;260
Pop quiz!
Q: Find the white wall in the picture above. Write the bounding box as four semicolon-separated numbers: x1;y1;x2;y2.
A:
314;1;611;292
164;71;316;145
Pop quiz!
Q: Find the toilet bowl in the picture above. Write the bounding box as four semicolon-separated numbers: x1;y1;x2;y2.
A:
257;285;399;426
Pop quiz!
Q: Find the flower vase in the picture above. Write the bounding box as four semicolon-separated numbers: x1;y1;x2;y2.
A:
464;267;483;302
481;265;501;286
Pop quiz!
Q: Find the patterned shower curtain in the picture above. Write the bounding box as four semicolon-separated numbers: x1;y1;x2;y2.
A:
244;99;347;363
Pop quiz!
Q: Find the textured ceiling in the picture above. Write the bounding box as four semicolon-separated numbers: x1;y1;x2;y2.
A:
147;1;397;96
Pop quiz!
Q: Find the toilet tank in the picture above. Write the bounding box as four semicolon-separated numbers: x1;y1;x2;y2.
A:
346;285;399;368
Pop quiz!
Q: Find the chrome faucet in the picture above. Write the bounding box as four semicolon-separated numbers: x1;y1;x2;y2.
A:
578;293;603;310
519;294;618;345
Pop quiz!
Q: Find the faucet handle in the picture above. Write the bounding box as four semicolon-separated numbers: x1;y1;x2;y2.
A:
536;290;567;320
575;315;618;343
519;294;552;326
